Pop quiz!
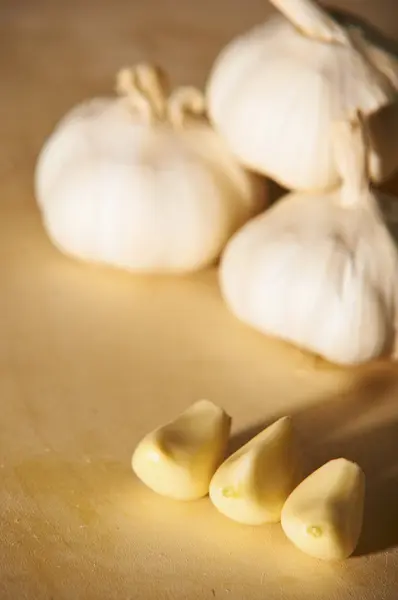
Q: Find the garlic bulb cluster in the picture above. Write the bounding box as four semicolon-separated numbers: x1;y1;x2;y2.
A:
206;0;398;191
35;64;265;273
220;114;398;366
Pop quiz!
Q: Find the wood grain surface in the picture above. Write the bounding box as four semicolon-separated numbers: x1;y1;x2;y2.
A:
1;1;398;599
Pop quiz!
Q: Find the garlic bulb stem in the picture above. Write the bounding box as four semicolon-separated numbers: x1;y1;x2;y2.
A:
116;64;168;124
269;0;349;44
116;64;206;128
134;63;170;119
167;86;206;128
332;114;371;208
272;0;396;97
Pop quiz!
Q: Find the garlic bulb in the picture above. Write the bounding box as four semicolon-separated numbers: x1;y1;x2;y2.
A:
220;114;398;366
206;0;398;191
35;64;264;273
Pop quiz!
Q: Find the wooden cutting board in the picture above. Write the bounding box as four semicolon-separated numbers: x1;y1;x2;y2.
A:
1;1;398;598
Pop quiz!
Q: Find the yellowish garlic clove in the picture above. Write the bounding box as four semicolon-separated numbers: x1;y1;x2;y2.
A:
132;400;231;501
209;416;302;525
281;458;365;560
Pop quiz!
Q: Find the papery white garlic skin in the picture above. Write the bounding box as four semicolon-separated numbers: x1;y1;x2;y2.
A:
206;0;398;191
209;416;302;525
281;458;365;561
35;66;265;274
220;190;398;365
220;117;398;366
132;400;232;501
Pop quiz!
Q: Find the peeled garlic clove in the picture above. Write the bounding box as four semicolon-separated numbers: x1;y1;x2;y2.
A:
209;416;302;524
220;113;398;366
206;0;398;191
35;63;265;274
281;459;365;560
132;400;231;501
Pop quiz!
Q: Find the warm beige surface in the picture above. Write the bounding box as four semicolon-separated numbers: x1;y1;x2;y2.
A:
2;1;398;598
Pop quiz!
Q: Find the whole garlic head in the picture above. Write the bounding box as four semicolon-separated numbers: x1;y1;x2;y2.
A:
35;64;265;273
206;0;398;191
220;113;398;366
